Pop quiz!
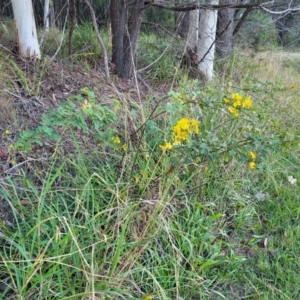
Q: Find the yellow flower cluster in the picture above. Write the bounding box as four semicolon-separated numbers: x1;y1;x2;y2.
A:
111;136;127;151
112;136;121;144
173;118;199;144
82;100;92;111
159;118;199;151
159;142;173;151
224;93;252;117
249;151;256;170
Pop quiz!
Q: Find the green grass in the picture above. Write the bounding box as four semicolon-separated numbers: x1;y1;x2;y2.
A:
2;146;300;299
137;32;182;81
68;22;111;64
1;46;300;300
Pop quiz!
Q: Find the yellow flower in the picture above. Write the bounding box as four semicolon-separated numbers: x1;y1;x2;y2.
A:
232;93;243;102
141;295;154;300
233;98;242;108
173;125;189;141
223;98;230;104
249;162;256;170
231;93;245;108
176;118;191;131
82;100;92;111
190;119;200;134
172;118;200;143
122;144;128;151
159;142;172;151
112;136;121;144
172;139;182;146
10;159;16;166
249;151;256;160
291;84;298;90
4;130;10;135
242;96;252;109
228;106;239;117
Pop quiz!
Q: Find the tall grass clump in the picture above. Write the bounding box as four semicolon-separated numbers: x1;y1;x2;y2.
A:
137;32;181;80
1;50;300;299
69;22;111;64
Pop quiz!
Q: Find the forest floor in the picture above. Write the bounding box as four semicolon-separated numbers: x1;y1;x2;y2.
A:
0;51;165;172
0;52;159;223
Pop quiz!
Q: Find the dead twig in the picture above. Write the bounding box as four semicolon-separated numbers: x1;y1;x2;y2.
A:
84;0;110;79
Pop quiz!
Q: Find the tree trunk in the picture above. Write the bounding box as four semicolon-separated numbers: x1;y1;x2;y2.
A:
69;0;76;56
216;0;237;58
121;1;145;79
53;0;68;29
110;0;145;79
11;0;41;58
197;0;219;81
44;0;50;32
187;9;199;51
175;11;189;39
110;0;127;76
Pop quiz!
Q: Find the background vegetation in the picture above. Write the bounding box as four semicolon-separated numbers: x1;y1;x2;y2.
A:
0;3;300;300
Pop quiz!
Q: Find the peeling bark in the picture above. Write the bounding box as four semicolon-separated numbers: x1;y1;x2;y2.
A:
11;0;40;58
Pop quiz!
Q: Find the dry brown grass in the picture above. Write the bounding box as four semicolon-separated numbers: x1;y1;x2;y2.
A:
0;18;17;42
255;51;300;84
0;53;16;132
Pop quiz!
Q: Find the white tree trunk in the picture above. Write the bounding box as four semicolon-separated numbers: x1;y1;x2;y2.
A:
11;0;41;58
44;0;50;32
197;0;219;81
187;9;199;51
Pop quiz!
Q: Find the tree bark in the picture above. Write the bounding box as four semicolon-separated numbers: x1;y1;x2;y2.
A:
110;0;127;76
175;11;189;39
121;0;145;79
69;0;76;56
197;0;219;81
11;0;41;58
109;0;146;79
44;0;50;32
216;0;237;58
187;8;199;51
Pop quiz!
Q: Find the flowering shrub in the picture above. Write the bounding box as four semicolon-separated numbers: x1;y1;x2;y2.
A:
151;80;285;171
12;81;288;175
160;118;200;151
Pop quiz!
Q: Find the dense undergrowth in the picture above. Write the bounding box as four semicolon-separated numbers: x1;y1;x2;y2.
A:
0;27;300;300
